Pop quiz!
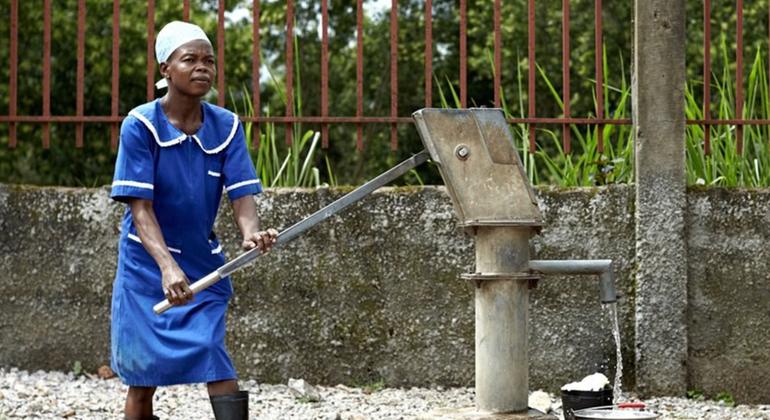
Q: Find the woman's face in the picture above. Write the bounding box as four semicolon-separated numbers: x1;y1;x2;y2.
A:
160;39;215;98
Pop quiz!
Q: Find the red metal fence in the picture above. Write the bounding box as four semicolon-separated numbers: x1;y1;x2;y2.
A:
0;1;762;155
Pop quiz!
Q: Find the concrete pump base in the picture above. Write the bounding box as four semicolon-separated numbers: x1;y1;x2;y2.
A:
418;406;557;419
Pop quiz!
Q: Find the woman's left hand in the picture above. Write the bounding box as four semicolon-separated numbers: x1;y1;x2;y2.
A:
242;228;278;252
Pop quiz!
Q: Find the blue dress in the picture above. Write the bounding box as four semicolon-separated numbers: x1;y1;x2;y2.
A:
109;99;261;386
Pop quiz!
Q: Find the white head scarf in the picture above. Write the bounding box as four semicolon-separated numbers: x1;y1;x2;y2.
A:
154;21;212;89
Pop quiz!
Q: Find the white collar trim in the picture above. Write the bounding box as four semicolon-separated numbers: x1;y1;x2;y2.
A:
128;110;186;147
192;113;238;154
128;109;239;154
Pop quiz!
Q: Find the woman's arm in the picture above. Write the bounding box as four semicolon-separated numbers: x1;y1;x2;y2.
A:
130;199;193;306
231;195;277;252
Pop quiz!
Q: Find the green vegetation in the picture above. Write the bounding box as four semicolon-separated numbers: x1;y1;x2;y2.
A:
686;36;770;187
715;391;736;407
71;360;83;377
1;1;769;187
686;388;735;406
439;36;770;187
438;48;633;187
687;389;705;401
231;45;336;189
358;378;386;395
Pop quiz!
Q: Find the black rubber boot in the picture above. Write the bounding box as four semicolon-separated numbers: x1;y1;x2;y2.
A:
210;390;249;420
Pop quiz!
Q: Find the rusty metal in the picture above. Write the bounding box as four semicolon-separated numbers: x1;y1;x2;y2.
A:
356;0;364;150
528;0;536;152
390;0;399;150
8;0;18;148
424;0;433;108
76;0;86;148
736;0;744;154
286;0;295;146
493;0;501;108
704;0;711;155
460;0;467;108
595;0;604;153
0;115;638;125
687;118;770;125
1;116;126;123
147;0;155;101
0;1;705;155
218;0;226;107
183;0;190;22
562;0;571;154
321;0;329;148
252;0;261;148
111;0;120;150
43;0;52;149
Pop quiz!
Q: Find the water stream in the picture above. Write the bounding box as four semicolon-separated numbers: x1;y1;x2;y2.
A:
606;302;623;403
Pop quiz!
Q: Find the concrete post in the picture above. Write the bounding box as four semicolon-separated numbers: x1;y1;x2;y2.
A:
474;227;530;413
633;0;688;396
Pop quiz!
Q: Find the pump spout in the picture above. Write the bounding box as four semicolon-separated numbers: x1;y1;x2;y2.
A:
598;270;617;304
528;259;617;304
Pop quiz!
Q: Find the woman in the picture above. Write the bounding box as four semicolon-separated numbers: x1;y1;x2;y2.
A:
110;21;276;420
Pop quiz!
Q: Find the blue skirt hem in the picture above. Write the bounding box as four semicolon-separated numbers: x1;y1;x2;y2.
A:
117;370;238;387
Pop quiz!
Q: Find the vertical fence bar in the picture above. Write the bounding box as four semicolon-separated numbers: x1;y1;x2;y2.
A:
460;0;467;108
595;0;604;153
703;0;711;155
147;0;155;101
321;0;329;148
528;0;536;152
76;0;86;148
217;0;226;107
562;0;571;153
736;0;744;154
183;0;190;22
8;0;18;148
285;0;294;146
424;0;433;108
111;0;120;150
43;0;52;149
252;0;261;148
356;0;364;150
390;0;398;150
493;0;501;107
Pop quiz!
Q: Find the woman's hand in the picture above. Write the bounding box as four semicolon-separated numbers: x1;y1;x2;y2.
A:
161;263;193;306
242;228;278;252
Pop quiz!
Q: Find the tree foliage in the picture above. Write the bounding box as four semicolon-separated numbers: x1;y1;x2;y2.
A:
0;0;765;186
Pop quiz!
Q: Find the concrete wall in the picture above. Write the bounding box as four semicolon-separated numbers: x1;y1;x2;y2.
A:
0;184;768;402
686;189;770;403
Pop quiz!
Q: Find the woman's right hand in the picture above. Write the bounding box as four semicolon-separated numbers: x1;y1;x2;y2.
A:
161;264;193;306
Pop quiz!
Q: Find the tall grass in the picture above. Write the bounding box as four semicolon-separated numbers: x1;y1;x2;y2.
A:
437;49;634;186
534;49;634;186
230;36;335;188
685;35;770;187
438;38;770;187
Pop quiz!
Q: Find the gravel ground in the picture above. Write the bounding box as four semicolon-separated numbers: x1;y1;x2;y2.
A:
1;369;769;419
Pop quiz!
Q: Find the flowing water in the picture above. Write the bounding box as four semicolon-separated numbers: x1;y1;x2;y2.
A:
606;302;623;403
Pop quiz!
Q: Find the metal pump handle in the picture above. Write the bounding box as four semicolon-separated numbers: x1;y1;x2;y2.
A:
153;150;430;314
